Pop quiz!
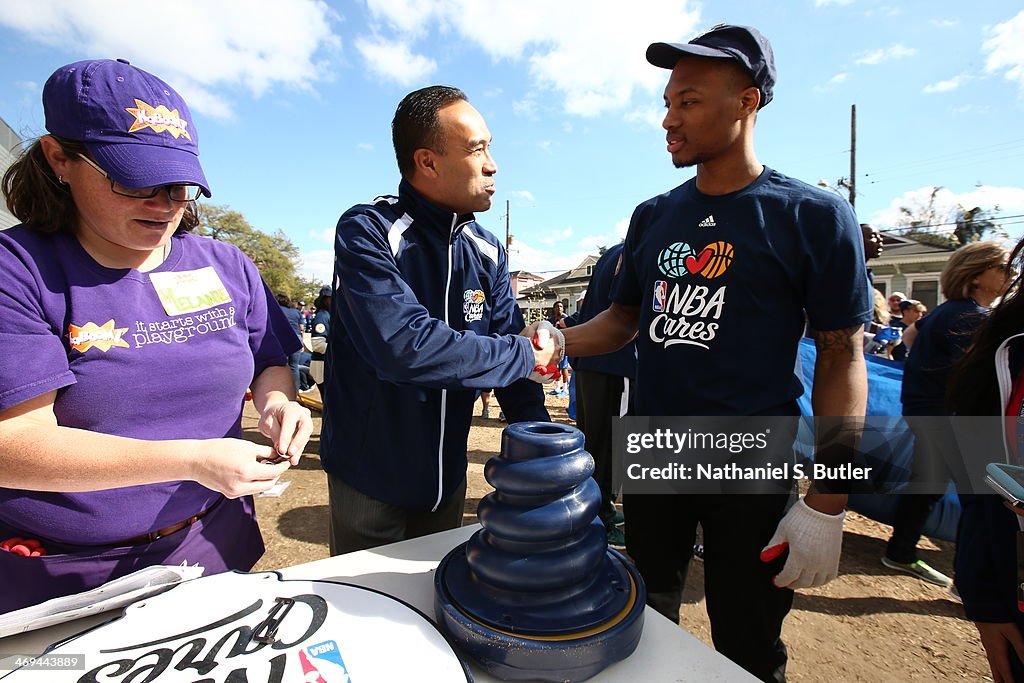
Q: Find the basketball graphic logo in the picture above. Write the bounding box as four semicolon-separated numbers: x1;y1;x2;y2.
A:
698;241;735;279
657;242;695;278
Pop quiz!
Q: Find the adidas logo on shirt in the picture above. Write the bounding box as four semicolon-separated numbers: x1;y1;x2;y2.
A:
698;215;717;228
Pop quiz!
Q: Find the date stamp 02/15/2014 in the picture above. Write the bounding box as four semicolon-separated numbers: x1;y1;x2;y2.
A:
0;653;86;670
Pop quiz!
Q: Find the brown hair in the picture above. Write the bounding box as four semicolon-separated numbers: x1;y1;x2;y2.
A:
940;240;1009;300
2;136;198;234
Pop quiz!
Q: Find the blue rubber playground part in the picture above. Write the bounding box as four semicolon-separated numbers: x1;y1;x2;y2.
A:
435;422;646;682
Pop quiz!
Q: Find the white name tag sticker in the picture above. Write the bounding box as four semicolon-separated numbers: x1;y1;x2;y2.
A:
150;267;232;316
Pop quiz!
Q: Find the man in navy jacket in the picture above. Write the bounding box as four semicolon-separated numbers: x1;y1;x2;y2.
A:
321;86;553;555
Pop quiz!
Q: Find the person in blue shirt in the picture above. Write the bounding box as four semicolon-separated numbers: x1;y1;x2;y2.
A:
277;292;308;392
308;286;332;399
552;25;870;681
570;244;636;551
320;86;556;555
883;241;1012;587
948;238;1024;683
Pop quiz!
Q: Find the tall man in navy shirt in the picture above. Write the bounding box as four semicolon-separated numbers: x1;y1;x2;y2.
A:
556;25;870;681
321;86;554;555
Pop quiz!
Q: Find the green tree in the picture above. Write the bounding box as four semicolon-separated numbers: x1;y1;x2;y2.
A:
953;205;1004;245
195;204;305;298
895;187;1003;248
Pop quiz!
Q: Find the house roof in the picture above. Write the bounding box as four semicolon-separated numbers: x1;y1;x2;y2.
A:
510;270;543;280
519;255;599;297
873;231;956;266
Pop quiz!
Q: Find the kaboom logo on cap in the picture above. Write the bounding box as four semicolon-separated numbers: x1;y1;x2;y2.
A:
125;99;192;140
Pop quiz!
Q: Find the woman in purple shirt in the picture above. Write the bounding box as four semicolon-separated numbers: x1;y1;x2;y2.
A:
0;59;312;612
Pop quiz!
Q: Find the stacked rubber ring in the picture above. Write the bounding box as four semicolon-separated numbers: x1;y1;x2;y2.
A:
435;422;645;682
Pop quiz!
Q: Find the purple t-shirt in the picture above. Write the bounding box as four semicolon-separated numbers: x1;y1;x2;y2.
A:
0;227;297;546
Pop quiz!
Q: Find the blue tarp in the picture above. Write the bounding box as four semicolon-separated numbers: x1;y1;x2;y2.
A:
795;338;960;542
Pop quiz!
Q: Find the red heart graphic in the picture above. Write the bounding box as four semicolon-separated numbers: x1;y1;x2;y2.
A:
685;248;713;274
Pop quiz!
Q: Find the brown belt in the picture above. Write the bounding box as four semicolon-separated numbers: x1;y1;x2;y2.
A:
118;508;210;546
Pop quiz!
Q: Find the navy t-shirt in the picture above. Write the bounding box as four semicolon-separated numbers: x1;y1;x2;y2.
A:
612;167;872;416
901;298;988;414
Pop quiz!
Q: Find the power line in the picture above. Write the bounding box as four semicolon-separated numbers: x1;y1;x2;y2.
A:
862;137;1024;177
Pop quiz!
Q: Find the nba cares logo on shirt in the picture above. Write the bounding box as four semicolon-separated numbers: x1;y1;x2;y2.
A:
67;320;130;353
125;99;192;140
657;241;734;280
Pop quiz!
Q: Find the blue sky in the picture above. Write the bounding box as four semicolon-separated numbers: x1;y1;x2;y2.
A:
1;0;1023;281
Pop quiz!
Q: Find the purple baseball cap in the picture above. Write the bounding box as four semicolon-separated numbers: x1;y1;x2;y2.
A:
646;24;776;109
43;59;211;197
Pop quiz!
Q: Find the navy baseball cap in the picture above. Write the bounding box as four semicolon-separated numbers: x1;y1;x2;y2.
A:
646;24;776;109
43;59;211;197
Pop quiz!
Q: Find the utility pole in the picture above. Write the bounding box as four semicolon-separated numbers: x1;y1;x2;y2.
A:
849;104;856;208
505;199;511;250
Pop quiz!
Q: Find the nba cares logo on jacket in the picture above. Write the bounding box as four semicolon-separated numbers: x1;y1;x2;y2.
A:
463;289;485;322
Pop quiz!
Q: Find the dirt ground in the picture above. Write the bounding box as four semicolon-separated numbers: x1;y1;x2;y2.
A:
244;393;989;682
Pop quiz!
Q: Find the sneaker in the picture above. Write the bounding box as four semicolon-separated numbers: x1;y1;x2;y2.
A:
498;411;506;422
948;584;962;603
606;527;626;550
481;407;490;420
613;510;625;527
692;543;705;562
880;557;953;587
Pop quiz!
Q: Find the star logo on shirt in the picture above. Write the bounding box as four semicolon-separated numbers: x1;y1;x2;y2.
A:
67;320;130;353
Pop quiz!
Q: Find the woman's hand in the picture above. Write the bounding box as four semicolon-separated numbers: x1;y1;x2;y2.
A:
187;438;292;498
258;399;313;465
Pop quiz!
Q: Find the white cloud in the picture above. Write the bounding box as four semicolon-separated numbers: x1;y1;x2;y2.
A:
508;216;629;273
355;35;437;86
363;0;701;116
814;0;854;5
813;72;849;93
984;10;1024;94
507;239;593;275
932;18;959;28
508;190;535;202
483;88;504;98
539;226;574;245
513;98;540;120
299;248;335;280
0;0;340;119
577;217;631;251
310;227;335;245
870;185;1024;232
922;75;969;94
357;143;374;151
625;105;665;130
855;44;917;66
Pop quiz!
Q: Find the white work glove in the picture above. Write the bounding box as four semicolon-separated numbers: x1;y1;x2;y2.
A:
759;498;845;589
527;321;565;384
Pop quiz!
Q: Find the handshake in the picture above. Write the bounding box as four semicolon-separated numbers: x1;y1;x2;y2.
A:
520;320;565;384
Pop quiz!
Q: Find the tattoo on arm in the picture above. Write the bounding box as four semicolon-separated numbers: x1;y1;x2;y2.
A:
812;325;862;357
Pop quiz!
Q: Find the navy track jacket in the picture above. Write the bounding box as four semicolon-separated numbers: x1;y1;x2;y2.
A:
320;180;549;511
